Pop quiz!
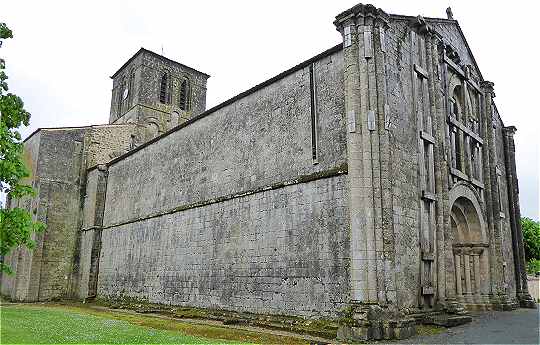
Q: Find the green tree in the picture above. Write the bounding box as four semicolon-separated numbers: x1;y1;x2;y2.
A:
521;217;540;274
521;217;540;261
0;23;45;274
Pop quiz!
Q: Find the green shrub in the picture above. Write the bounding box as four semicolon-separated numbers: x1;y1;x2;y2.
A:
526;259;540;275
521;217;540;261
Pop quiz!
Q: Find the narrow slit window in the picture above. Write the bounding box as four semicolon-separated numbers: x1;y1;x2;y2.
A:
117;77;125;116
470;141;478;179
496;165;504;215
450;125;457;168
179;79;189;110
159;73;168;103
127;70;135;106
455;132;462;171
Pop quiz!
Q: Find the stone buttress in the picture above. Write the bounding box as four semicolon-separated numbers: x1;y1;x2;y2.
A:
334;4;416;341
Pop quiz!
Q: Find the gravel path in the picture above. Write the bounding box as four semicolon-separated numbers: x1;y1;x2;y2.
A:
400;308;539;344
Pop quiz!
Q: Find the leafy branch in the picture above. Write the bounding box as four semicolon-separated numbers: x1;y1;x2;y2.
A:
0;22;45;274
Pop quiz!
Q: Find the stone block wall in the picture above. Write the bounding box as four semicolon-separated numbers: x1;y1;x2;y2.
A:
30;129;87;300
96;48;350;317
99;175;350;317
84;124;137;169
0;131;42;300
102;49;346;228
1;123;137;301
110;53;144;124
493;109;517;296
1;129;87;301
72;124;137;298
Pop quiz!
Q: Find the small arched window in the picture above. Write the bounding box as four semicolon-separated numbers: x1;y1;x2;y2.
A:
179;79;190;110
159;73;168;103
452;85;462;120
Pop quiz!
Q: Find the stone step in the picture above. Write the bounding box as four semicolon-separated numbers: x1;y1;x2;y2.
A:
428;315;472;327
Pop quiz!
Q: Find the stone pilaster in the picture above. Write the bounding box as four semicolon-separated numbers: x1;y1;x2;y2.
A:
88;165;108;298
438;42;458;309
429;32;450;308
410;16;452;310
479;81;496;296
502;126;537;308
372;14;397;306
334;3;415;341
480;81;509;306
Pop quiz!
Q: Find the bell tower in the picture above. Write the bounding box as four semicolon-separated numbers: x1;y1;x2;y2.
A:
109;48;210;143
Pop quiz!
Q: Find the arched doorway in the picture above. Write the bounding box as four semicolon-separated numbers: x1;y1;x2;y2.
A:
449;185;490;306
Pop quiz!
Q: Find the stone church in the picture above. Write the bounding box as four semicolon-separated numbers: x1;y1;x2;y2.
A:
1;3;535;341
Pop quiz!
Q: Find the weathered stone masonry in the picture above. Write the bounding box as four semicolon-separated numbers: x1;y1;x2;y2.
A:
1;125;136;301
1;3;536;341
99;175;349;317
97;46;349;317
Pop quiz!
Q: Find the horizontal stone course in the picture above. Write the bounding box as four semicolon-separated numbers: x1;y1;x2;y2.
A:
99;175;350;318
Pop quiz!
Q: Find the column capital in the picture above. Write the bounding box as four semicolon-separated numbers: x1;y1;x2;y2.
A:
503;126;517;136
334;3;389;31
480;81;495;96
409;15;437;36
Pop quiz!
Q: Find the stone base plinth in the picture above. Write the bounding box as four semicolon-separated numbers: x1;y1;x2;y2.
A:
337;304;416;341
517;293;538;309
489;294;519;311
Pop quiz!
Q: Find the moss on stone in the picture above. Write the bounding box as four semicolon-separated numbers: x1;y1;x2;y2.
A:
416;324;445;336
93;296;338;339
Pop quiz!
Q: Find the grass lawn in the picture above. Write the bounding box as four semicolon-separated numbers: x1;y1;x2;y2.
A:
0;304;307;344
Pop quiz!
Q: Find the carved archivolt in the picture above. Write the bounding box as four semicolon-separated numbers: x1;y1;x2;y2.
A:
449;182;487;244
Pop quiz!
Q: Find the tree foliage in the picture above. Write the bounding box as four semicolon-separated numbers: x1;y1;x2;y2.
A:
521;217;540;263
0;23;45;274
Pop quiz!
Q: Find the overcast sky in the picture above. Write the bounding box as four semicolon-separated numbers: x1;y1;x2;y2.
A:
2;0;539;219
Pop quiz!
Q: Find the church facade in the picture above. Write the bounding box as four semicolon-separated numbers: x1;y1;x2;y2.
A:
1;3;535;341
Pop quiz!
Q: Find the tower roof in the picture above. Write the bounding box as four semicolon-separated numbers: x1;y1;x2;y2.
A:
110;47;210;79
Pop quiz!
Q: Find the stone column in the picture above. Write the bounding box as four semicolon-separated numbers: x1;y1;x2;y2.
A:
429;33;450;307
502;126;536;308
334;4;391;306
463;251;472;294
439;42;459;307
478;246;491;296
472;252;481;294
372;11;397;305
454;252;462;296
479;81;499;296
356;18;378;304
334;12;369;305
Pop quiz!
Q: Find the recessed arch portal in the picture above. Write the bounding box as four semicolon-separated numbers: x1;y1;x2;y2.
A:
448;183;490;303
